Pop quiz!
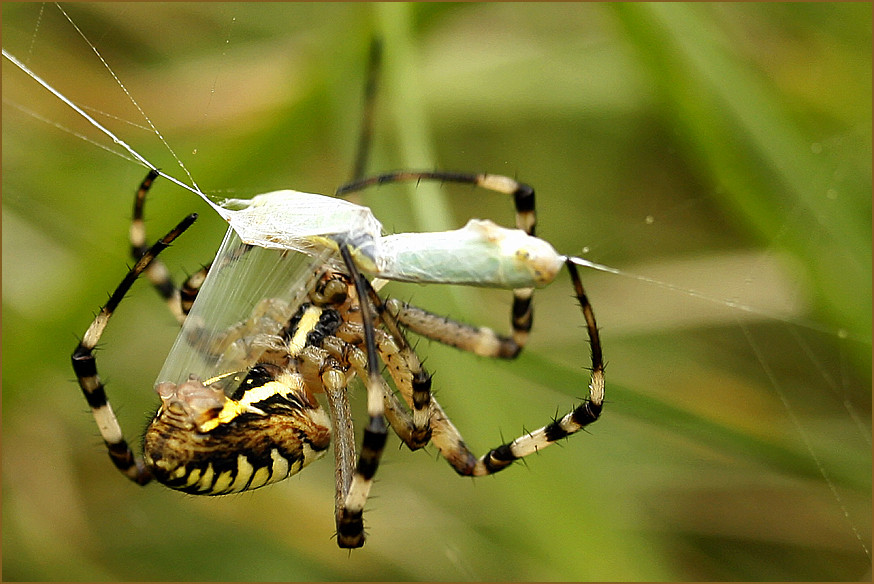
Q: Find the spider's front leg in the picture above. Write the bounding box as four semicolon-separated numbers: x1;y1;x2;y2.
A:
72;213;198;485
330;245;390;548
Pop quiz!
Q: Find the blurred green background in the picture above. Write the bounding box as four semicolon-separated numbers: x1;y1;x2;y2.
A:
2;3;870;581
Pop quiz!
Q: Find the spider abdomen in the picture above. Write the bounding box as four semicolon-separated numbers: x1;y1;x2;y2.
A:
144;375;331;495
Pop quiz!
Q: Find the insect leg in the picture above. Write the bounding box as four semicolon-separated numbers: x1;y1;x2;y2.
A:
72;213;197;485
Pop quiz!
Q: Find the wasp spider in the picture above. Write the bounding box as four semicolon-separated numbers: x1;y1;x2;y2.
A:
72;166;604;549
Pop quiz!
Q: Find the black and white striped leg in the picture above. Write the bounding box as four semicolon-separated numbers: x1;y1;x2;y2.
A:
71;213;197;485
336;171;537;355
335;245;389;549
471;259;604;475
130;170;210;322
405;259;605;477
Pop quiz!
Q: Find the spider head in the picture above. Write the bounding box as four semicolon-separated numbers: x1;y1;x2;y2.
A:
154;375;227;431
154;374;260;433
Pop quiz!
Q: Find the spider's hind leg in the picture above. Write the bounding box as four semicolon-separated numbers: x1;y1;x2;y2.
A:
72;213;197;486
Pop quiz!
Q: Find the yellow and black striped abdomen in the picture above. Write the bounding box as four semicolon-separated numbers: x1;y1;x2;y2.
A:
143;368;331;495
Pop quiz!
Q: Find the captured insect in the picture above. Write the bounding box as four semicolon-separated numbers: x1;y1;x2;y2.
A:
67;41;605;548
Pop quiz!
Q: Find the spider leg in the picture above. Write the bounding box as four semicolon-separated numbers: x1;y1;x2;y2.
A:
385;298;521;359
322;333;438;545
294;343;359;547
333;244;389;549
368;259;604;477
336;283;434;450
71;213;197;485
130;170;210;322
440;259;605;476
332;318;483;476
329;324;431;450
335;171;536;353
330;320;486;476
320;360;356;531
338;290;481;471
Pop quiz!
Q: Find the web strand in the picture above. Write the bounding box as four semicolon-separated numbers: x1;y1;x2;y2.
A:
1;49;219;214
567;256;865;343
739;322;871;560
54;3;201;194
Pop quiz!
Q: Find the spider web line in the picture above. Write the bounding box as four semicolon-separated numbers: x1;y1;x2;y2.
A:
569;257;865;343
2;97;139;164
1;49;221;217
54;3;201;195
739;321;871;560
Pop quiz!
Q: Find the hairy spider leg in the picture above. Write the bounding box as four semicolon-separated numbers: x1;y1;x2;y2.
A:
130;169;211;321
72;213;198;485
460;259;604;476
333;244;389;548
367;264;605;476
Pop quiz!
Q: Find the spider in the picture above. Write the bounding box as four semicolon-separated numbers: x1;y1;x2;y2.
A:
71;168;604;548
70;42;604;549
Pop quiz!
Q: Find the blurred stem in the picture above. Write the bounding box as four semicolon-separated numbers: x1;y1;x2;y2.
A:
373;2;453;233
372;3;475;313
